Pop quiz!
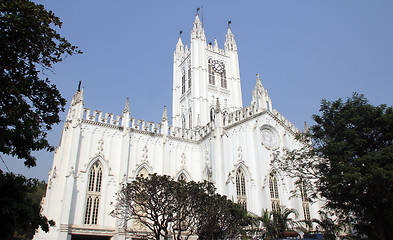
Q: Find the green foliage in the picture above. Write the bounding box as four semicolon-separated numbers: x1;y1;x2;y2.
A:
311;93;393;239
0;170;54;240
311;211;343;240
112;174;250;240
273;93;393;239
258;207;299;240
0;0;81;167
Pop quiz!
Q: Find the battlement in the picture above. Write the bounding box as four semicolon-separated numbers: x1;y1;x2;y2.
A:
82;108;214;142
206;44;226;55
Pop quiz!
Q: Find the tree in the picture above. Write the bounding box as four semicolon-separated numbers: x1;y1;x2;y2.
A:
112;174;250;240
0;170;54;240
112;174;177;240
258;207;299;240
0;0;81;167
311;211;343;240
273;93;393;239
193;192;249;240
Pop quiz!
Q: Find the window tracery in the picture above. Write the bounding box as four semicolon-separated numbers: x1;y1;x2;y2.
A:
269;175;280;213
221;69;227;89
236;168;247;210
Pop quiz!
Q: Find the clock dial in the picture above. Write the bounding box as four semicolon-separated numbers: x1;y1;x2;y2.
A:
212;60;225;74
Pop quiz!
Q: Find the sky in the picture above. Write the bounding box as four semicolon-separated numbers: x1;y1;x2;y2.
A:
1;0;393;181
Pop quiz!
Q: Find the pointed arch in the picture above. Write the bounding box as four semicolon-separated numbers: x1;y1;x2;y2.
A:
210;107;215;122
175;169;192;182
85;156;110;174
137;167;149;179
134;163;153;179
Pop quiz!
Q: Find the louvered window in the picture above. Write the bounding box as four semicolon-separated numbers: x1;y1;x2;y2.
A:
208;59;215;85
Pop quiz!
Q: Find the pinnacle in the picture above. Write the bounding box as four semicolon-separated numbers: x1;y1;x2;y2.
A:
162;106;168;122
123;97;130;114
176;36;183;46
194;14;201;24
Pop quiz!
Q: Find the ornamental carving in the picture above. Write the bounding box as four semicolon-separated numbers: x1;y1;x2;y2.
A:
260;125;280;150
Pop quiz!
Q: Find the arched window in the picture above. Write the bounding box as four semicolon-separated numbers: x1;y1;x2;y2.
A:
221;69;227;89
182;70;186;94
188;65;191;88
189;111;192;129
84;161;102;225
269;175;280;213
137;167;148;178
208;59;215;85
210;108;215;122
178;173;187;182
236;168;247;210
182;115;186;129
300;180;311;222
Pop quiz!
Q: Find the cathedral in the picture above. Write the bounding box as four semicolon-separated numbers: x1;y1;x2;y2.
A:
35;14;322;240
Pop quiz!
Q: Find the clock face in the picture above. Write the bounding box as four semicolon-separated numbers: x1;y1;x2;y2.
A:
212;60;225;74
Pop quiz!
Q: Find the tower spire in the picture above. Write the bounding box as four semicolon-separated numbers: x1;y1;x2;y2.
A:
191;14;205;40
225;22;237;52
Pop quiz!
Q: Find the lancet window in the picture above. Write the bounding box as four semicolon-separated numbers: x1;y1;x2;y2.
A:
236;168;247;210
189;111;192;129
137;167;148;178
210;108;215;122
84;161;102;225
269;175;280;213
182;70;186;94
208;59;215;85
221;70;227;89
300;180;311;222
182;115;186;129
188;65;191;88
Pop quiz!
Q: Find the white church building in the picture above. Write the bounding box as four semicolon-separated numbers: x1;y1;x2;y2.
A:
35;15;322;240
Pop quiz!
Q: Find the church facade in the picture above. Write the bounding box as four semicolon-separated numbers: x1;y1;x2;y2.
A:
35;15;322;240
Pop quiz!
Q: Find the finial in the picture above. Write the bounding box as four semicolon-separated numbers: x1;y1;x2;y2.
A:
196;7;200;15
215;98;221;112
162;106;168;122
123;97;130;114
179;30;183;37
256;73;260;80
228;20;232;28
304;121;310;134
77;80;81;92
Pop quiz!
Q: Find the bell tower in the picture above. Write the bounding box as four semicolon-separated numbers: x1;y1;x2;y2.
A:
172;15;243;129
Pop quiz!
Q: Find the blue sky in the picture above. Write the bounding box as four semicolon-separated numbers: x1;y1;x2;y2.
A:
2;0;393;180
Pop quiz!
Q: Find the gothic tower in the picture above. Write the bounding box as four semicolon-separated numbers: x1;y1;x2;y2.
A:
172;15;243;129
